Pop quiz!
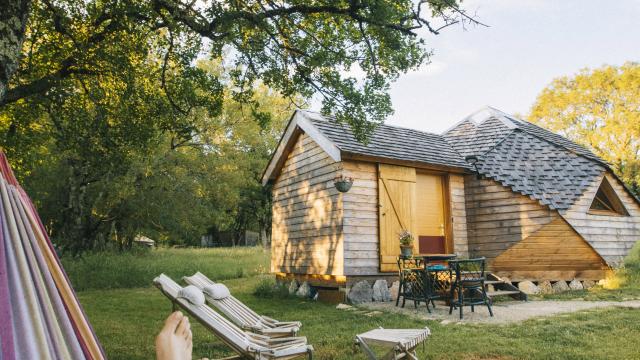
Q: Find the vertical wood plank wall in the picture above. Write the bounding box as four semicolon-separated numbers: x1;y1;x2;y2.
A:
561;172;640;267
464;175;556;261
342;161;379;276
449;174;469;257
271;133;344;275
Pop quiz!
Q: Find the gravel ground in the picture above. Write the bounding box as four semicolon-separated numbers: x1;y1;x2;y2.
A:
360;299;640;324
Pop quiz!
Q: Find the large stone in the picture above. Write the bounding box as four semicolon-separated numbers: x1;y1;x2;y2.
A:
552;280;570;293
538;280;553;294
348;281;373;304
296;281;311;298
288;280;299;295
582;280;596;289
486;284;495;293
372;280;392;302
569;279;584;291
518;280;540;295
501;277;512;286
389;281;400;301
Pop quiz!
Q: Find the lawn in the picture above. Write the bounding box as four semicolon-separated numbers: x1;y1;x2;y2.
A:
68;247;640;360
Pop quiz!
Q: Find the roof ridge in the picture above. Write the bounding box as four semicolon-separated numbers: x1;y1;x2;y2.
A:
506;116;609;166
306;110;445;138
473;128;519;159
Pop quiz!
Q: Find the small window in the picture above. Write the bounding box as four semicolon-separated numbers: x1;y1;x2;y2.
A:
588;177;629;216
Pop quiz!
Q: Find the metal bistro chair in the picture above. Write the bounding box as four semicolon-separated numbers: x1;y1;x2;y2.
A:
448;258;493;319
396;256;423;308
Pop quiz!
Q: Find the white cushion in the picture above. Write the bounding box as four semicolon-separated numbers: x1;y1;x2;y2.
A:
203;283;231;300
178;285;205;306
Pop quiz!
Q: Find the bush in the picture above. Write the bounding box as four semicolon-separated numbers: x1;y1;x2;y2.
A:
252;277;290;299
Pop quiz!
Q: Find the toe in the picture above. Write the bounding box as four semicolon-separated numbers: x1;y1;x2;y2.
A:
176;316;189;336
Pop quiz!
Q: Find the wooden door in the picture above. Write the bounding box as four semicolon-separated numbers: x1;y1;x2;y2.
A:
415;173;446;254
378;164;416;272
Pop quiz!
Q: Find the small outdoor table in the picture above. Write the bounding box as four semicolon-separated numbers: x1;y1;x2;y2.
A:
397;254;456;312
355;327;431;360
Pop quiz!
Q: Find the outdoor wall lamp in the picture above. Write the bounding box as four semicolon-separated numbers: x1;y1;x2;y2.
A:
465;155;482;180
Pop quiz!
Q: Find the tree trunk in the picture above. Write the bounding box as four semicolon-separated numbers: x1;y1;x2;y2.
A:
0;0;31;105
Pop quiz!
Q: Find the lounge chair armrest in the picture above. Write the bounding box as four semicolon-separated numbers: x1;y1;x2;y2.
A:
260;316;302;327
265;336;307;345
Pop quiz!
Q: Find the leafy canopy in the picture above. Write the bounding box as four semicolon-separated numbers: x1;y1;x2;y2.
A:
528;63;640;195
3;0;479;139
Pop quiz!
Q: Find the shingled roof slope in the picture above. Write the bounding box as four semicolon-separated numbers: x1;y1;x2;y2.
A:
303;111;470;170
476;130;606;210
444;107;610;210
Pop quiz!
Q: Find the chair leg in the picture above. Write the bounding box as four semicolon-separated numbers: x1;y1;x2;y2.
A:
396;282;403;306
482;286;494;317
471;305;474;313
458;287;464;320
425;299;431;314
448;282;456;315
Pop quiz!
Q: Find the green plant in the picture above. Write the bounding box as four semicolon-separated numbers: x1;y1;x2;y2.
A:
252;277;289;299
399;230;414;247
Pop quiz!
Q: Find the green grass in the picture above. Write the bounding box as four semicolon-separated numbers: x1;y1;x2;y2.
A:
62;247;270;291
69;246;640;359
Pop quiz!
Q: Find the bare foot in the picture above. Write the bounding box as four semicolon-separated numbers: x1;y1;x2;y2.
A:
156;311;193;360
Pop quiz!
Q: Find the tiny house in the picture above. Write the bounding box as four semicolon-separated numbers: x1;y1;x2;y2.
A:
262;108;640;290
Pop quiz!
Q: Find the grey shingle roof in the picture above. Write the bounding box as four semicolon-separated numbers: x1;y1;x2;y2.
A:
303;111;470;170
302;107;614;210
475;130;605;209
443;107;609;210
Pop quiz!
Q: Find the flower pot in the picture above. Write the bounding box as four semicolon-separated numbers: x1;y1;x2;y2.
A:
334;179;353;193
400;245;413;257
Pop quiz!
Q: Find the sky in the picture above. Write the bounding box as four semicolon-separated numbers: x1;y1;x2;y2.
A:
317;0;640;134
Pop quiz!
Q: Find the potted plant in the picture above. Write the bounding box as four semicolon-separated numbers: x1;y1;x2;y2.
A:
399;230;414;257
333;174;354;193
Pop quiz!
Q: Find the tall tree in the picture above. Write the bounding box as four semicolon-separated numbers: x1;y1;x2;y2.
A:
528;63;640;194
1;0;481;138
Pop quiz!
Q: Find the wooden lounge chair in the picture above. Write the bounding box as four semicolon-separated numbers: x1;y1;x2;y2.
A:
184;272;301;337
354;327;430;360
153;274;313;360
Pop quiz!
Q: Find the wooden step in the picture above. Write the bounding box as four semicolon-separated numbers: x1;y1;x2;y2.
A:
486;290;521;297
484;280;504;285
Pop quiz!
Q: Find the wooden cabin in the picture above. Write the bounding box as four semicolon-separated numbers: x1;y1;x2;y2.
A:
262;108;640;290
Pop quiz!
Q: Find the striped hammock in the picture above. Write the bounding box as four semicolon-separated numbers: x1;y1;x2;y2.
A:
0;152;105;360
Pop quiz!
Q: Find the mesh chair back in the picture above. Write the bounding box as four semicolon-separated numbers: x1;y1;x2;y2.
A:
449;258;486;285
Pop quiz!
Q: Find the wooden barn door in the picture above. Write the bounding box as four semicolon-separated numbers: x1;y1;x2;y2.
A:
378;164;416;272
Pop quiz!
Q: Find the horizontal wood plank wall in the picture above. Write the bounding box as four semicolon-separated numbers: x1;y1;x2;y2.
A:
342;161;379;276
561;172;640;267
491;217;609;280
449;174;469;257
464;175;556;261
271;133;344;275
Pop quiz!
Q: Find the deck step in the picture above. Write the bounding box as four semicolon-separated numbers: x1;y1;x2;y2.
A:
484;280;504;285
486;290;521;297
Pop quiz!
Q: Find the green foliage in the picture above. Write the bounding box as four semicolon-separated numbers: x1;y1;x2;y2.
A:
252;276;290;299
2;0;478;139
528;63;640;195
61;247;269;291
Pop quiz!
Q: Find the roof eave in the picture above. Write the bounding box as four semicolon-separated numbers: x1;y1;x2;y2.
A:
260;110;341;186
341;151;472;174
